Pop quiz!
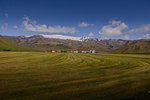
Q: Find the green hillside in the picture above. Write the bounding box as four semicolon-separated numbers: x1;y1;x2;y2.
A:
0;36;32;51
114;39;150;54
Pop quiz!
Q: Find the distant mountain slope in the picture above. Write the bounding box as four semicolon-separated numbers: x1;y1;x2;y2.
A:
3;35;127;52
0;36;32;51
115;39;150;54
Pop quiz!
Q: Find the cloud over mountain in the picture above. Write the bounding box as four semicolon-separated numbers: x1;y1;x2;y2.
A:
23;16;76;33
122;35;129;40
129;24;150;33
140;34;150;39
99;20;128;38
78;22;93;27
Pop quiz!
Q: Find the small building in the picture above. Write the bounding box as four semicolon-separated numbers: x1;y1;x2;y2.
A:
67;50;72;53
81;50;87;53
89;50;95;53
73;50;78;53
92;50;95;53
51;49;56;52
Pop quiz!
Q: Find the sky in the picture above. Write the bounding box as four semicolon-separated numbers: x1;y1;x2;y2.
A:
0;0;150;40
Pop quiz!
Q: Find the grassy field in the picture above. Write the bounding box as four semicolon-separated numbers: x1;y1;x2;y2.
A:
0;52;150;100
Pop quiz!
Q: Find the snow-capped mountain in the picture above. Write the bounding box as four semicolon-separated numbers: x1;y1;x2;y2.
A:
41;34;81;41
80;37;99;42
40;34;99;41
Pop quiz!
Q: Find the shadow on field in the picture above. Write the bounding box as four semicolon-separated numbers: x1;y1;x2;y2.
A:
122;91;150;100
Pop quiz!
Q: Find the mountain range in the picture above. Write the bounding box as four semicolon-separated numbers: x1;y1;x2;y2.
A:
1;35;150;54
3;35;127;52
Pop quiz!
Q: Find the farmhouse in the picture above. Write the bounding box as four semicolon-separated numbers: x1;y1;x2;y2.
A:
50;49;95;53
67;50;72;53
51;49;56;52
73;50;79;53
81;50;87;53
89;50;95;53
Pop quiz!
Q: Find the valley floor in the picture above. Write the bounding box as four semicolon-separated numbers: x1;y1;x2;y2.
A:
0;52;150;100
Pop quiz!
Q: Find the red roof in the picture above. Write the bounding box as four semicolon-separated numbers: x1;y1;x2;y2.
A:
51;49;56;51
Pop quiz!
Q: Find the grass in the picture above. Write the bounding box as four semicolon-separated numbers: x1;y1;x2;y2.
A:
0;52;150;100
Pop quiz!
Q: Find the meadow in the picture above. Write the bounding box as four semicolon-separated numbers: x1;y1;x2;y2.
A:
0;52;150;100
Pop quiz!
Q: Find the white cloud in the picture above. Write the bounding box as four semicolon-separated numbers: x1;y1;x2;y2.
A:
4;13;8;18
122;35;129;40
78;22;93;27
140;34;150;39
129;24;150;33
41;34;81;41
111;20;121;25
13;25;18;29
1;23;8;30
88;32;94;36
99;20;128;37
23;16;76;33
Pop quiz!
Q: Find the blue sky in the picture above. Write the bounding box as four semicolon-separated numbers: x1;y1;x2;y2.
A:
0;0;150;40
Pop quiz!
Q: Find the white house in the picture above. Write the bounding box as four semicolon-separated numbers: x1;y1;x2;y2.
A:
51;49;56;52
73;50;79;53
89;50;95;53
81;51;87;53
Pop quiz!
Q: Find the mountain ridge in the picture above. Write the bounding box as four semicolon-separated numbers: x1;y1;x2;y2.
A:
3;35;127;52
2;35;150;54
